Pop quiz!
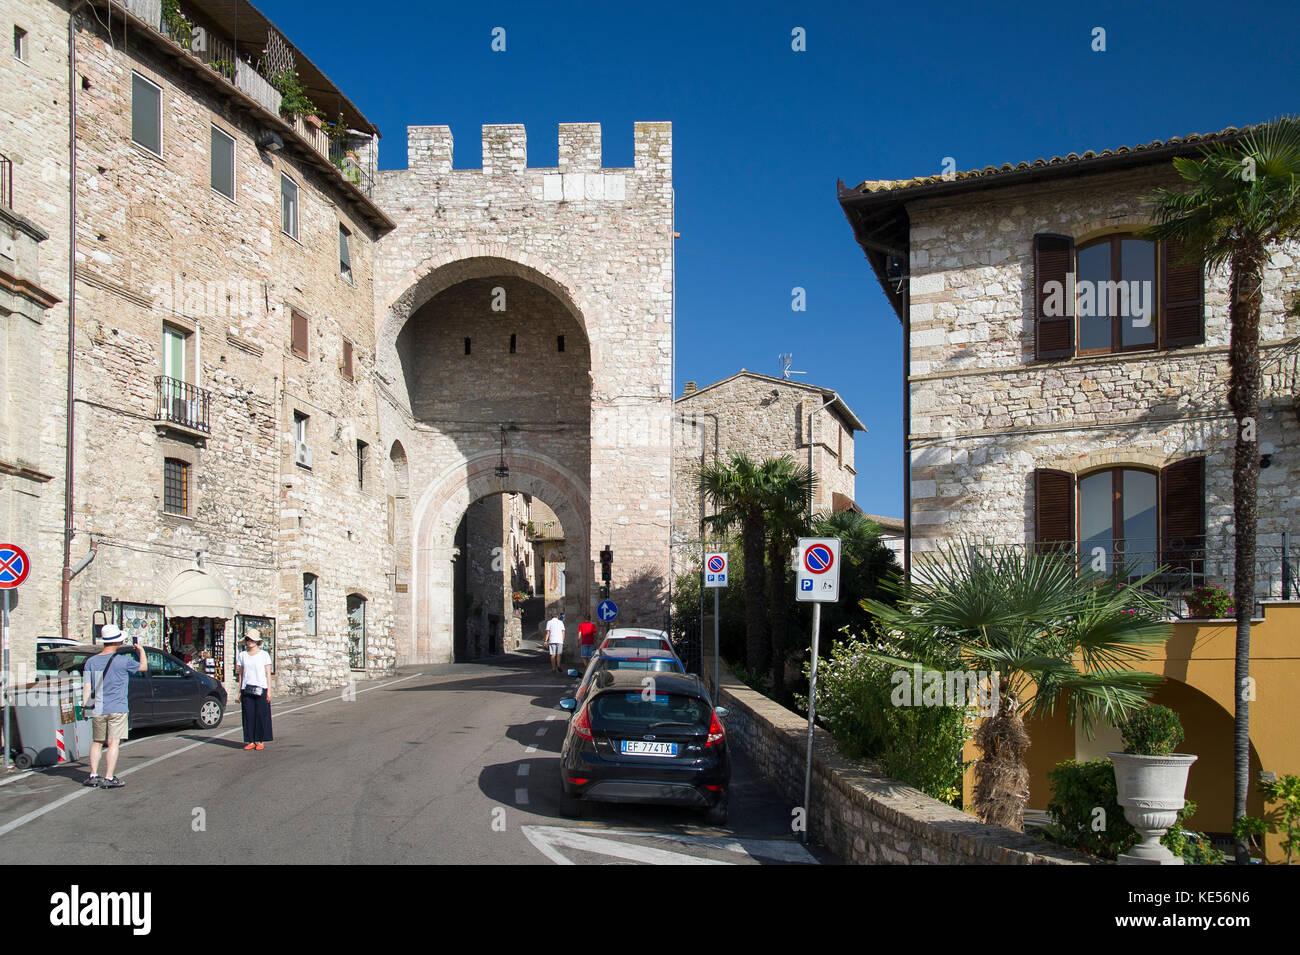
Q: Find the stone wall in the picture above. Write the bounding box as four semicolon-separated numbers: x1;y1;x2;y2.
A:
373;122;674;662
2;0;73;666
904;167;1300;593
713;662;1094;864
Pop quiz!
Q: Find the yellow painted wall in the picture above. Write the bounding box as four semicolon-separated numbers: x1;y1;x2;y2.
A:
963;601;1299;862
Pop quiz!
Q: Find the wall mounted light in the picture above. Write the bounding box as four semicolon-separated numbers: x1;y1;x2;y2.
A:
256;132;284;153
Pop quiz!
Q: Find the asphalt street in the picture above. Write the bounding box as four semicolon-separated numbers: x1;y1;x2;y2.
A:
0;648;831;864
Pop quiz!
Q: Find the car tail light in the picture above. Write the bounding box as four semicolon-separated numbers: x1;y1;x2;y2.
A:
567;777;589;785
573;704;593;740
705;709;725;747
704;784;725;792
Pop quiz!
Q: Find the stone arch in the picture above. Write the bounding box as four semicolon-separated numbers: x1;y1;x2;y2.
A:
407;448;592;664
378;247;595;360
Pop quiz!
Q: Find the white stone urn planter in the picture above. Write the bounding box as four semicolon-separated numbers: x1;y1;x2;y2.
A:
1109;752;1198;865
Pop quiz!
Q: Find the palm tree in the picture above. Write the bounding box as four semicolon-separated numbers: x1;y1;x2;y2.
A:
864;541;1170;832
1143;117;1300;862
756;457;814;699
697;453;771;674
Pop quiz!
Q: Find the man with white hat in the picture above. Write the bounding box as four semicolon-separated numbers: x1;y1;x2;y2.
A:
80;624;148;788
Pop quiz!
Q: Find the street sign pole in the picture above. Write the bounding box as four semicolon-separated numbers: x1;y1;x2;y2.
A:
713;586;720;704
3;589;10;772
802;600;820;845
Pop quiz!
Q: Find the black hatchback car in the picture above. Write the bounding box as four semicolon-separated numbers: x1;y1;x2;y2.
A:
558;670;731;824
35;644;227;731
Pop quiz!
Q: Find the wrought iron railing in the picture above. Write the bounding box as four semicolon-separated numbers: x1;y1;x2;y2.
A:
155;376;211;433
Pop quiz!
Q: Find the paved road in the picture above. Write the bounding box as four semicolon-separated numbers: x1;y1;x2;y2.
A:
0;649;831;865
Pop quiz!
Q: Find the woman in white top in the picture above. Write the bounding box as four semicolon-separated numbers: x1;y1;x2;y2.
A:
234;628;273;750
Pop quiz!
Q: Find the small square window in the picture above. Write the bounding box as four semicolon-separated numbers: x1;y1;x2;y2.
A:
163;458;189;515
14;26;27;61
281;173;299;239
339;224;353;282
211;125;235;200
132;72;162;156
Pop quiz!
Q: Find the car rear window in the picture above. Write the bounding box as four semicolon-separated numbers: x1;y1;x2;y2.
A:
606;638;669;650
588;692;709;732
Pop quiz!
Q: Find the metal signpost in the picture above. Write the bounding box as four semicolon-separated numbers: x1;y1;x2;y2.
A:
795;537;840;844
0;543;31;772
703;551;728;703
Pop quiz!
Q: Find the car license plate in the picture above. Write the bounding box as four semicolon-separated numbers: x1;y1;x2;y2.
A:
621;740;677;757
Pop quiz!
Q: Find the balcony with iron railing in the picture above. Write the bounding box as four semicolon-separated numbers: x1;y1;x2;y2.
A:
1028;536;1300;617
155;376;211;435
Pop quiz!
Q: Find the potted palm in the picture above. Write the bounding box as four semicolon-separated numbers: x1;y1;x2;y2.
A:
1110;704;1198;865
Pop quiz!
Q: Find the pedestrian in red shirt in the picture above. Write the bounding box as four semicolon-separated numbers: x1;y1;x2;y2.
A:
578;615;598;663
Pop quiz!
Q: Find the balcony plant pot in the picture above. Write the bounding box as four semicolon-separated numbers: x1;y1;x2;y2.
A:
1109;752;1198;864
304;113;323;130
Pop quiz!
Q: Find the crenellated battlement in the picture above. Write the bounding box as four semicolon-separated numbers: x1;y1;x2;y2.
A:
402;122;671;185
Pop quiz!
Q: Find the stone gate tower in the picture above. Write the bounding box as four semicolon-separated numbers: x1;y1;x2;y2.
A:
373;122;674;664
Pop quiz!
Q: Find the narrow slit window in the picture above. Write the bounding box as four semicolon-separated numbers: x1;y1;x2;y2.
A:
557;334;565;353
464;337;471;355
211;125;235;200
14;26;28;61
509;333;516;354
131;72;162;156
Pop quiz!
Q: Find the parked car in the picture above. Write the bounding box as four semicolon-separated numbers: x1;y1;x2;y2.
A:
598;628;676;655
33;644;227;731
558;670;730;824
572;647;689;706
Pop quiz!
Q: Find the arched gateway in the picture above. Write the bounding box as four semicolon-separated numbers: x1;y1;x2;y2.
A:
372;122;675;664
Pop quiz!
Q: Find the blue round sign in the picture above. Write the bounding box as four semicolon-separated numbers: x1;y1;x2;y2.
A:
597;599;619;623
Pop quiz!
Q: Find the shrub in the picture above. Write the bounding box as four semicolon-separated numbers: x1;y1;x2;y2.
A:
1187;584;1234;618
799;632;969;806
1121;704;1184;756
1042;759;1223;863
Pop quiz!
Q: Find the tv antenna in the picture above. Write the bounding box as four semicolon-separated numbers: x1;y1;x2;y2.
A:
779;354;806;380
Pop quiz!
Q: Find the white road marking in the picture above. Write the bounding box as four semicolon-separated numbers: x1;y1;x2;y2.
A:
534;726;547;737
0;673;424;835
517;764;530;777
524;744;538;754
522;826;732;866
515;788;530;806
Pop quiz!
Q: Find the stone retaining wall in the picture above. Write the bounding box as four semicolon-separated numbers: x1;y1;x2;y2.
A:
714;664;1096;865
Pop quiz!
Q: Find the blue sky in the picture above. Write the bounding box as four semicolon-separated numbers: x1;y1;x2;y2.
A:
258;0;1298;517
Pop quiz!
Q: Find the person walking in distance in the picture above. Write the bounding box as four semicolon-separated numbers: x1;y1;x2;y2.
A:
545;611;566;674
234;629;273;750
577;615;597;664
81;625;147;788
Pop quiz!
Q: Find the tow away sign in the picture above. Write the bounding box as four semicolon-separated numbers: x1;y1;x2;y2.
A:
795;537;840;602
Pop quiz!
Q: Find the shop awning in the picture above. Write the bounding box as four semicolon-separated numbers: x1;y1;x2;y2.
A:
164;569;234;619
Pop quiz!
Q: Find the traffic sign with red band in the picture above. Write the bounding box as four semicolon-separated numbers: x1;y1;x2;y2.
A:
707;555;725;573
0;543;29;589
803;544;834;574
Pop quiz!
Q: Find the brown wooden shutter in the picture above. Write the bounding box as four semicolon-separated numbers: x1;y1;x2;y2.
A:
1161;239;1204;347
342;339;354;380
1034;234;1075;359
291;310;309;359
1161;456;1205;571
1033;468;1075;551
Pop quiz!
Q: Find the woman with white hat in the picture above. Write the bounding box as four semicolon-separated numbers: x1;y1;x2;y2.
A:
234;628;273;750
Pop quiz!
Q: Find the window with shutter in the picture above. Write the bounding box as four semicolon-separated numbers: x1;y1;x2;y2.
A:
291;310;308;359
342;339;354;380
1034;234;1075;359
1033;468;1075;551
1161;239;1205;347
1160;457;1206;572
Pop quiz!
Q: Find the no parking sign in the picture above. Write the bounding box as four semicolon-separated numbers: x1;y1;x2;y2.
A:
795;538;840;602
704;552;728;588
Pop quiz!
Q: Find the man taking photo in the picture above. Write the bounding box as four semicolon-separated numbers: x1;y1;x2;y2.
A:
81;624;148;788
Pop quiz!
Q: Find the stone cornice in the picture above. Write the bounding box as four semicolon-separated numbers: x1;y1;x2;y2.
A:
0;267;61;310
0;458;55;482
74;266;153;310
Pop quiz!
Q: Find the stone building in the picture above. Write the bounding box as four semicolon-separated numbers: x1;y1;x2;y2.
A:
838;123;1299;602
671;370;864;576
839;123;1300;840
6;0;675;692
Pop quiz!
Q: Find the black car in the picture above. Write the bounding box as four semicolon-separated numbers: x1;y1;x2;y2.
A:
34;644;227;731
558;670;730;824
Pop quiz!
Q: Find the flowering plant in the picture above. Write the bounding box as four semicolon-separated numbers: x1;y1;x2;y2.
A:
1187;584;1234;618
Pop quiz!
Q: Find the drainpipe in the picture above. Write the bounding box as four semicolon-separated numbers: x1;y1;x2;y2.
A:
61;4;83;639
901;275;911;579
